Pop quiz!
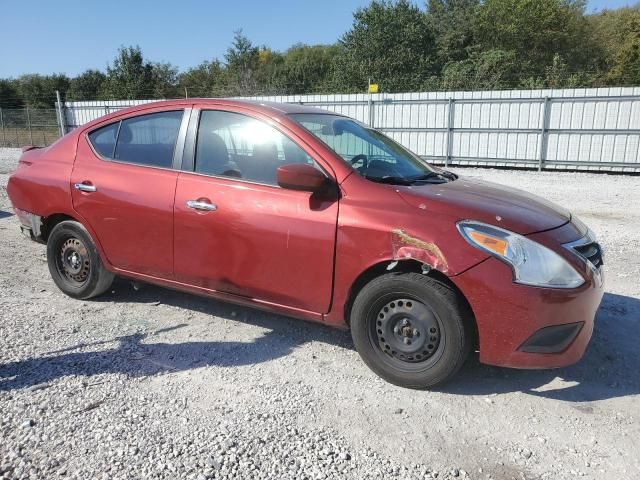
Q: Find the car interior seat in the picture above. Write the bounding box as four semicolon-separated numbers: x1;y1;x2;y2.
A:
113;122;174;168
196;132;242;177
283;140;311;165
250;141;281;184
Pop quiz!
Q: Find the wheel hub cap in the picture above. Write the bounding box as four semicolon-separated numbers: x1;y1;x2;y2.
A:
375;298;441;363
59;238;90;283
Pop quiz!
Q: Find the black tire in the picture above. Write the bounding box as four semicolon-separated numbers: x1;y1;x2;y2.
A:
350;272;473;389
46;220;115;299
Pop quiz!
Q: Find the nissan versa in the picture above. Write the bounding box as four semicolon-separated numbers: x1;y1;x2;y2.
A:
7;99;605;388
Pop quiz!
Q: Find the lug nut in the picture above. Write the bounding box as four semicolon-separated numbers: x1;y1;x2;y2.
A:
403;338;411;345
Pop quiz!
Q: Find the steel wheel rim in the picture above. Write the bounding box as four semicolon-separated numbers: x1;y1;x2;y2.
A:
56;236;91;286
368;295;445;372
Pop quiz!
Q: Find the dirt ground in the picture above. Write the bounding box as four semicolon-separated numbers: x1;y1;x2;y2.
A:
1;147;638;480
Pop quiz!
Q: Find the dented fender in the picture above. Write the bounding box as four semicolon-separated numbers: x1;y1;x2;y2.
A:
390;229;449;272
324;172;495;325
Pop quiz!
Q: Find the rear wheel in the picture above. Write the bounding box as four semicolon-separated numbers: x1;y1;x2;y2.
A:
47;220;114;299
350;272;472;389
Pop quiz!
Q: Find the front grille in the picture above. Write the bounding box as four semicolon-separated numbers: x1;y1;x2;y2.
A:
573;241;604;269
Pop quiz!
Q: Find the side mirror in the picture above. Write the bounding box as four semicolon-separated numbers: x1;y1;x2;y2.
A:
277;163;331;193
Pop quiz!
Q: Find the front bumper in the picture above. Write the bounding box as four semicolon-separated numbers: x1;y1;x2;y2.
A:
451;227;604;369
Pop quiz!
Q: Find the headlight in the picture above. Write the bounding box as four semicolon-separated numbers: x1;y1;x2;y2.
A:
457;221;584;289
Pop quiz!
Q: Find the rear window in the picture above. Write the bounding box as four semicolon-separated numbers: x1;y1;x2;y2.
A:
88;110;183;169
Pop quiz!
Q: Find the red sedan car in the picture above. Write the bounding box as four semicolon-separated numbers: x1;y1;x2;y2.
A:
7;99;604;388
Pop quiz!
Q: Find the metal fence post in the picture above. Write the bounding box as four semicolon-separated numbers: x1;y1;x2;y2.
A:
0;107;5;147
26;107;34;145
368;93;375;128
445;97;455;167
55;90;66;137
538;96;551;171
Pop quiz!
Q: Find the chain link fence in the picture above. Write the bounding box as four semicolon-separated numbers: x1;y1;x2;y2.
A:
0;108;61;147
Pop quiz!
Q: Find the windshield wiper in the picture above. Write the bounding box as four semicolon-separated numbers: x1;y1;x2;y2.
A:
408;172;449;183
439;170;458;180
365;171;457;186
364;175;414;186
409;170;458;183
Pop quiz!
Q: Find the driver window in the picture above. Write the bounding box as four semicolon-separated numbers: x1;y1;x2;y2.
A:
195;110;316;185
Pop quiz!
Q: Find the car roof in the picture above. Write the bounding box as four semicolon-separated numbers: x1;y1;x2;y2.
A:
78;98;337;133
135;98;332;116
200;99;331;115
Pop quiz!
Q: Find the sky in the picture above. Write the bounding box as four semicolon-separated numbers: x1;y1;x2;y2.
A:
0;0;636;78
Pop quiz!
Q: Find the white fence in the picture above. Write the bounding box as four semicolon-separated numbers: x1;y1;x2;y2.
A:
61;87;640;172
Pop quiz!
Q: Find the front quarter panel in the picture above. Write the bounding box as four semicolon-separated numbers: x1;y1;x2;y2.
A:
326;174;489;325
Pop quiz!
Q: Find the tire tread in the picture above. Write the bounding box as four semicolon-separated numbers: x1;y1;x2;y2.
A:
350;272;472;389
47;220;114;300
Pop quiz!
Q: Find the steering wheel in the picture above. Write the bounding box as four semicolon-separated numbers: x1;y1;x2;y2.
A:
350;154;369;170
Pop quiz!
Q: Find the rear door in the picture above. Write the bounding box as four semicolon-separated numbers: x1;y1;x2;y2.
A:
173;107;339;313
71;108;189;278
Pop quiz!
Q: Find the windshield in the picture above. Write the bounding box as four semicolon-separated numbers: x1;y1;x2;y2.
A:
289;113;455;185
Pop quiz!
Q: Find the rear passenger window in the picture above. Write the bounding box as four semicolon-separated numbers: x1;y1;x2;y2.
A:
88;122;118;158
89;111;183;168
114;111;183;168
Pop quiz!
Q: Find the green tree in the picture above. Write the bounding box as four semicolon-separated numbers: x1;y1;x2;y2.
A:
0;79;22;108
441;49;517;90
67;70;106;101
333;0;436;92
540;53;596;88
589;6;640;85
179;60;227;97
224;30;261;95
101;46;154;99
426;0;480;67
475;0;592;81
151;62;180;98
17;74;70;107
268;44;340;94
606;38;640;85
254;48;286;94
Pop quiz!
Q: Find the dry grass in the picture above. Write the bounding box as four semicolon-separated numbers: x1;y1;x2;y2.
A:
0;127;61;147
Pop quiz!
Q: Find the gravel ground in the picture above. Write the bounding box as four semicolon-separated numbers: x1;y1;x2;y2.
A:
0;147;639;480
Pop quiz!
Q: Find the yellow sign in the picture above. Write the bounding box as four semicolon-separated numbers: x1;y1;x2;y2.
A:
368;83;379;94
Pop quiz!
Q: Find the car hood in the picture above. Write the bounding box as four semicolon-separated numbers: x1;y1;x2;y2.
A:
396;176;570;235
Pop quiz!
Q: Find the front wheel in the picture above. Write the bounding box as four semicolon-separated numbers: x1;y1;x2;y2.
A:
350;272;473;389
47;220;115;299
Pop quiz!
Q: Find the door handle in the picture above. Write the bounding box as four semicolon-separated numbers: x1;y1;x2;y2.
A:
74;182;97;192
186;200;217;212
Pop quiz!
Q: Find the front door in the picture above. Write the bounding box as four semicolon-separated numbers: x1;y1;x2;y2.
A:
173;108;338;313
